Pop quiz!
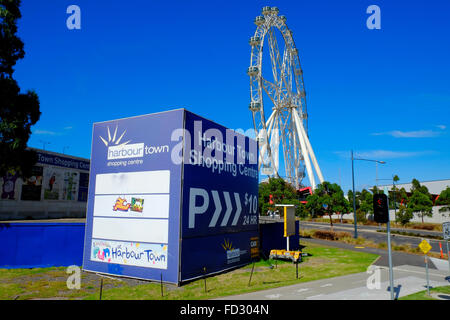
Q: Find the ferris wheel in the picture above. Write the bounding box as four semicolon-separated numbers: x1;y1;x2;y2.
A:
247;6;324;190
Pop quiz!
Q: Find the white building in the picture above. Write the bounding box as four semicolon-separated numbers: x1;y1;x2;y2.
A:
379;178;450;203
0;148;90;220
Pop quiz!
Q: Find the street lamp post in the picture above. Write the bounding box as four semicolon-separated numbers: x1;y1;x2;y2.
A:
351;151;357;239
351;150;386;239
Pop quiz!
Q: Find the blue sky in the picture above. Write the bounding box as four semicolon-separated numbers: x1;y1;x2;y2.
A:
13;0;450;192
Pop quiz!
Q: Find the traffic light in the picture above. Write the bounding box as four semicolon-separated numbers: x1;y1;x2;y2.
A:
373;193;389;223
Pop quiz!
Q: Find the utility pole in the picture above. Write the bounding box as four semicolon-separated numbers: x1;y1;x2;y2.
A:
351;150;357;239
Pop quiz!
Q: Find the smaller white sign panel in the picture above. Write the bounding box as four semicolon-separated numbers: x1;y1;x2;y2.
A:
91;239;168;269
95;170;170;195
93;194;169;218
92;217;169;244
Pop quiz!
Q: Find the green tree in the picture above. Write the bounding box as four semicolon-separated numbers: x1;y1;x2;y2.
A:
370;185;383;195
0;0;41;178
258;177;299;216
358;189;374;217
395;204;413;226
306;181;350;230
347;189;360;210
410;178;430;195
398;187;409;206
390;175;400;209
408;179;433;223
436;186;450;212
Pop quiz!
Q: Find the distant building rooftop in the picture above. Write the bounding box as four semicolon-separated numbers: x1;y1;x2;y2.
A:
379;178;450;196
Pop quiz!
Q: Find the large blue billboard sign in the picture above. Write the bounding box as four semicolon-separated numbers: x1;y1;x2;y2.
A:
83;109;258;284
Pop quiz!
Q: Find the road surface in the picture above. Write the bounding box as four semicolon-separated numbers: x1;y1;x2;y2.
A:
300;221;446;255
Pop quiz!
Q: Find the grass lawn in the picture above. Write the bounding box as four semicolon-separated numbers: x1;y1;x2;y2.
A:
399;285;450;300
0;241;378;300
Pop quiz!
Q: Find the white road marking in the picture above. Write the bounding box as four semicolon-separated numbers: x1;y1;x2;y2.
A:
320;283;333;288
265;294;282;299
377;266;446;278
296;288;309;293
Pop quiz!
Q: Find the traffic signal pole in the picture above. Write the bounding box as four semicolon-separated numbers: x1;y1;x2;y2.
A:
386;211;395;300
384;190;395;300
374;192;395;300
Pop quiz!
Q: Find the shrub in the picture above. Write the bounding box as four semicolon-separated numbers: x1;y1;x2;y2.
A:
355;209;367;224
313;230;351;241
364;220;379;226
313;230;336;240
393;244;409;252
377;242;387;249
336;231;352;239
395;205;413;226
411;223;436;231
299;229;314;238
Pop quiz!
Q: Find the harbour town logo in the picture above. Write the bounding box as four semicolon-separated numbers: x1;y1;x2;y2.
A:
91;240;168;268
99;125;169;161
222;238;240;264
99;125;131;148
99;125;143;160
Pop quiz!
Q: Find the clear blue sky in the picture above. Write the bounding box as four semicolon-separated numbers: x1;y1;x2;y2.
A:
14;0;450;192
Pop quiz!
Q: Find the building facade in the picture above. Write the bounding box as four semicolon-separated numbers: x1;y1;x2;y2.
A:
0;148;90;220
379;178;450;203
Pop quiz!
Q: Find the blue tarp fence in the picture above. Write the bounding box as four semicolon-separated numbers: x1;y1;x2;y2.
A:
0;223;85;269
0;221;297;269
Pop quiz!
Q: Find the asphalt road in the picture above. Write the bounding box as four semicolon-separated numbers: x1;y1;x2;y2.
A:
300;221;448;255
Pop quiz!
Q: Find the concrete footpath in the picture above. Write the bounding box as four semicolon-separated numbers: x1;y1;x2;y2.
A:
218;238;450;300
219;265;449;300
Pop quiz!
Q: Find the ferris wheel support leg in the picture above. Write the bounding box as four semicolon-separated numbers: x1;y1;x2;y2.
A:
266;110;277;138
258;110;277;170
270;113;280;174
293;111;316;190
293;111;325;184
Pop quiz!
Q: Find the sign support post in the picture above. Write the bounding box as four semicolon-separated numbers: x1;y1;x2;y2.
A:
276;204;295;251
285;207;290;251
425;253;430;296
419;238;432;296
447;240;450;276
443;222;450;275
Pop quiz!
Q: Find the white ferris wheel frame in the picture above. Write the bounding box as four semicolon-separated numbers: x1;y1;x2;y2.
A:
248;7;324;190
